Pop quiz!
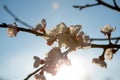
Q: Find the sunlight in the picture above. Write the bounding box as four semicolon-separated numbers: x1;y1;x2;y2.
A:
46;55;93;80
52;2;59;9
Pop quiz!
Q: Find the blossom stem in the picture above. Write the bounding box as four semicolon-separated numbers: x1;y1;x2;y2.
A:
108;33;112;44
24;66;43;80
99;49;106;60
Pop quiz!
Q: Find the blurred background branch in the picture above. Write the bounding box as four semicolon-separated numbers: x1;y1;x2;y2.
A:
3;5;33;28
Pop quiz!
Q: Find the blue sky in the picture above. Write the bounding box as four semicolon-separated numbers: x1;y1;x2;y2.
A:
0;0;120;80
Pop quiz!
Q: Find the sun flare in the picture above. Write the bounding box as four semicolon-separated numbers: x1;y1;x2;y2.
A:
52;2;59;9
46;55;93;80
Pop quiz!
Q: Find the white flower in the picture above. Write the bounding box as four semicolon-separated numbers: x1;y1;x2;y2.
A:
92;58;107;68
7;24;18;37
101;24;116;35
57;33;71;48
105;48;114;60
43;23;91;50
69;25;82;36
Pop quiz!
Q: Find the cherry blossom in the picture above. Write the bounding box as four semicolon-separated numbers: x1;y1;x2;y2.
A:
33;56;45;68
69;24;82;36
92;58;107;68
7;24;18;37
105;48;113;60
105;48;117;60
43;23;91;50
101;24;116;36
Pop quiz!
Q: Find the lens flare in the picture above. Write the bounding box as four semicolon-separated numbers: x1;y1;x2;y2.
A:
52;2;59;9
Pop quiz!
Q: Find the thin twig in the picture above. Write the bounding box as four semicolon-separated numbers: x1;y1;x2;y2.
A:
73;3;100;10
3;5;33;28
113;0;119;8
73;0;120;12
0;23;45;36
90;37;120;41
115;38;120;44
24;66;43;80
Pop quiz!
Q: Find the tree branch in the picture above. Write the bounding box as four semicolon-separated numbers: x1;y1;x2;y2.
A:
0;23;45;36
90;37;120;41
1;23;120;49
73;0;120;12
96;0;120;12
0;23;120;44
91;43;120;49
1;23;120;41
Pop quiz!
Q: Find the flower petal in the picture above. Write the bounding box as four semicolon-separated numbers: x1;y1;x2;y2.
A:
101;24;116;35
33;56;41;68
7;24;18;37
105;48;113;60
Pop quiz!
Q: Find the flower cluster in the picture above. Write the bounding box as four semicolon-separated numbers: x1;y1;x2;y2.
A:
92;24;118;68
92;48;118;68
7;23;19;37
33;47;71;80
43;22;91;50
